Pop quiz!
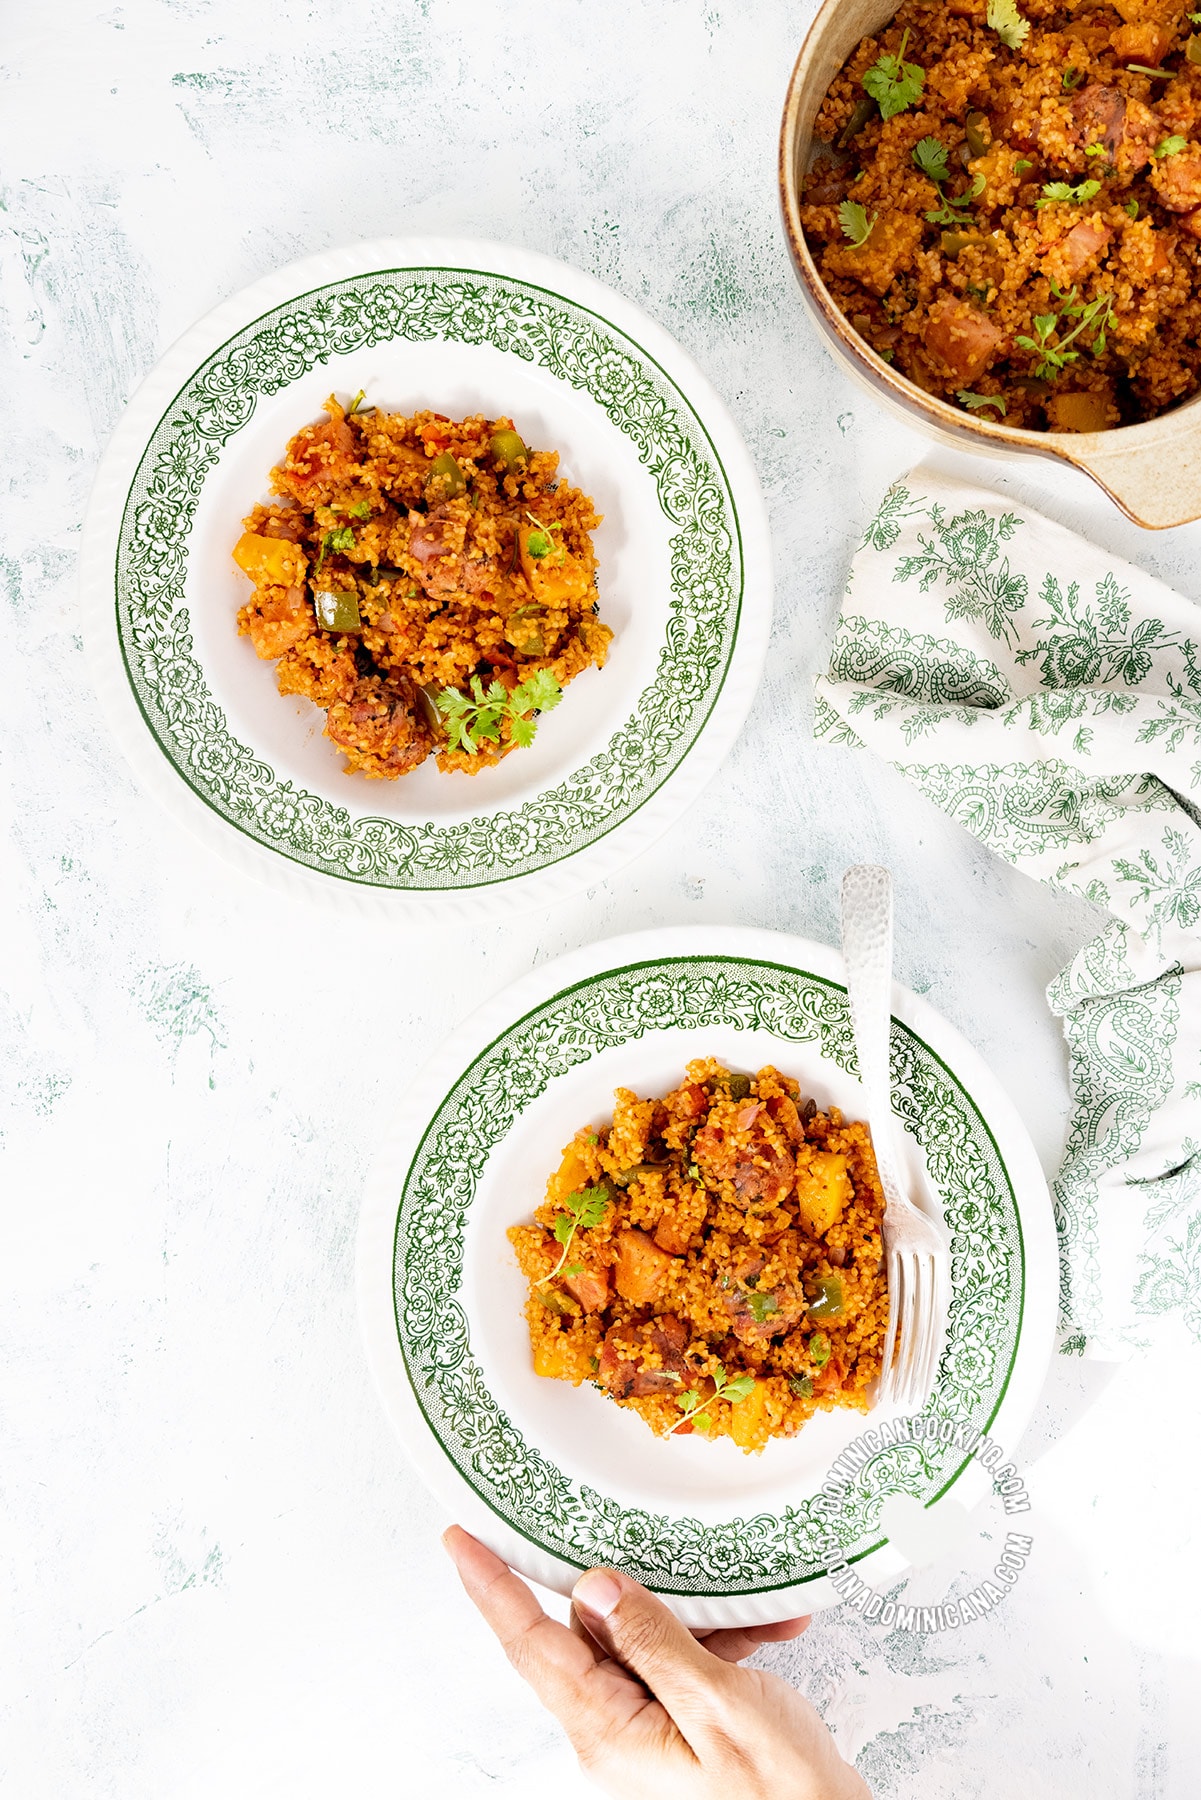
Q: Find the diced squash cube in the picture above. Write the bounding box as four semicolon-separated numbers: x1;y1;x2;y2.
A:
533;1332;579;1381
518;528;592;605
233;530;307;587
549;1141;595;1203
728;1378;773;1452
614;1228;671;1304
794;1150;853;1239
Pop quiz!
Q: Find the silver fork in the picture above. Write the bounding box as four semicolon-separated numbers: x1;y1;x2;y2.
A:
840;864;950;1410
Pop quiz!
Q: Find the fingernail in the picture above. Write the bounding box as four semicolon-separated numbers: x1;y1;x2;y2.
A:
573;1569;622;1619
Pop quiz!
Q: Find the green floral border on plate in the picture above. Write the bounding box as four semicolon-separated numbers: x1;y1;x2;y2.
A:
392;956;1025;1595
114;269;743;890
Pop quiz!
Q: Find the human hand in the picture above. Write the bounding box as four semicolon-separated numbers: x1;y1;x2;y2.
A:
443;1526;871;1800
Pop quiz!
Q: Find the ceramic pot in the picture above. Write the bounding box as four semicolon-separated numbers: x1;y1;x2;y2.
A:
779;0;1201;529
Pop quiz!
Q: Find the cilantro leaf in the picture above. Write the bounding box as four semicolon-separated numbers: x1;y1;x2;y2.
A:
567;1186;612;1231
986;0;1030;50
512;668;564;716
722;1373;757;1404
838;200;877;246
314;525;356;572
862;27;924;121
1156;134;1188;157
1036;178;1101;207
912;135;950;183
956;389;1008;415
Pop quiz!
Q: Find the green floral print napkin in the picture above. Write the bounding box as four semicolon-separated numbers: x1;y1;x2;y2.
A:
815;470;1201;1357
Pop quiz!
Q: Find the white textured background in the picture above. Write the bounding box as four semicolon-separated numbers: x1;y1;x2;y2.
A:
5;1;1201;1795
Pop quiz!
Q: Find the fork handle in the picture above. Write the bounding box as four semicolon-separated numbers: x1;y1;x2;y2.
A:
840;864;907;1211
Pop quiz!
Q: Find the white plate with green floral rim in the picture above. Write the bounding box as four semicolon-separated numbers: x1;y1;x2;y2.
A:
357;924;1057;1627
80;238;771;917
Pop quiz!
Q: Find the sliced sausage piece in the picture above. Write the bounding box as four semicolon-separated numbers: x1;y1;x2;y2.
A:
631;1317;695;1397
693;1102;796;1210
597;1326;640;1398
922;298;1005;385
765;1093;805;1147
597;1317;697;1398
1151;149;1201;213
561;1264;610;1314
1070;85;1159;176
1056;216;1113;280
324;674;434;776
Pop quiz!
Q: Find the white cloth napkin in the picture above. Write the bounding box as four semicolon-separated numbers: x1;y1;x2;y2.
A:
815;469;1201;1357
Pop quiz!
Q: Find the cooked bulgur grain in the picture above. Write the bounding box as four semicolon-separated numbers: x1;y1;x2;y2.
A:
232;397;610;777
507;1059;889;1454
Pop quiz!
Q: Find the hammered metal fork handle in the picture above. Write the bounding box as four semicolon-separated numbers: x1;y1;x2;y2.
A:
839;864;908;1213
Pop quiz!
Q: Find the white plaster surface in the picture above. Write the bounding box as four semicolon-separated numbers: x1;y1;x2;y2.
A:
4;2;1201;1795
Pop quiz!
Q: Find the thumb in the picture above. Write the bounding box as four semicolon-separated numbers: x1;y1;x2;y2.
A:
572;1568;726;1728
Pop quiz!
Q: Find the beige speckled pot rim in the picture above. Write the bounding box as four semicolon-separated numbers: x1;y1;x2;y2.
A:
778;0;1201;531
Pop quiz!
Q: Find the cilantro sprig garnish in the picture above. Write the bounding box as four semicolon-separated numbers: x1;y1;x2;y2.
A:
862;27;924;121
838;199;877;246
1036;178;1102;207
1156;134;1188;157
987;0;1030;50
525;513;567;564
1015;284;1116;379
912;135;987;224
669;1364;756;1435
926;172;986;226
535;1185;611;1287
437;668;564;755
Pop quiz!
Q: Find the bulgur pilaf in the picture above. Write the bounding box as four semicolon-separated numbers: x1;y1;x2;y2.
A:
232;397;610;778
508;1060;888;1455
802;0;1201;430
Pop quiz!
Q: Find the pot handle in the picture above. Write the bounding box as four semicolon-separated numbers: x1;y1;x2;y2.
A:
1063;404;1201;530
